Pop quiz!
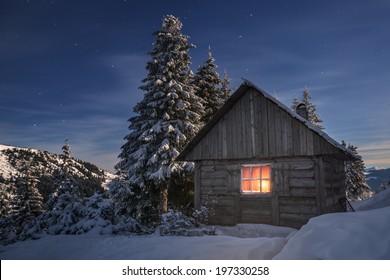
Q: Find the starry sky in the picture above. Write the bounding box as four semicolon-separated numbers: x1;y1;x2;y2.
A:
1;0;390;172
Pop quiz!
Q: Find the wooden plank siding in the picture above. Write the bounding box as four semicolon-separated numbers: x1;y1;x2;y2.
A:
322;156;346;212
194;157;338;228
240;196;272;224
259;90;269;157
184;89;347;162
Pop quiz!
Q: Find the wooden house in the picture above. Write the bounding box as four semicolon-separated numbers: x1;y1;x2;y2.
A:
177;80;356;228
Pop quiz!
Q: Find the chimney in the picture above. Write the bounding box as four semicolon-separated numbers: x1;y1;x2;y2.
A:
296;103;308;120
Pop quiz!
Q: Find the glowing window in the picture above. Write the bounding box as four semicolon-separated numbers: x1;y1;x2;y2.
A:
241;165;271;194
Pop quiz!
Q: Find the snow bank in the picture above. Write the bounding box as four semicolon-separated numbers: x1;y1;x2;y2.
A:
274;206;390;259
352;188;390;211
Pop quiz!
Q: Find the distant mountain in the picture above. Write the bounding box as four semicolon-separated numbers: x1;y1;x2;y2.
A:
365;167;390;193
0;144;115;202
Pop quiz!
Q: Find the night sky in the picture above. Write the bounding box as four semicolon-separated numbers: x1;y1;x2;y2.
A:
1;0;389;172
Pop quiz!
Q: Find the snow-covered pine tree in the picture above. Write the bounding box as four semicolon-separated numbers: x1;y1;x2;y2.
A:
0;181;18;244
291;95;300;111
0;176;22;244
194;47;228;123
4;177;19;218
62;139;71;160
292;87;325;130
23;170;44;217
41;141;84;235
0;181;11;218
13;168;43;229
56;139;80;196
220;70;233;101
115;15;204;223
342;141;372;200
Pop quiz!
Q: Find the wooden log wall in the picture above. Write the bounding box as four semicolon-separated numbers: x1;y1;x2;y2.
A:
323;156;347;212
195;156;349;228
196;161;240;225
194;155;347;228
274;157;319;228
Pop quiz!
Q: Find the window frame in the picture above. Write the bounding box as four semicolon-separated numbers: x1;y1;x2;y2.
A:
240;163;272;195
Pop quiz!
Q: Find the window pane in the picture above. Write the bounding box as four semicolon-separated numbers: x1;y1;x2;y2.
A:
242;167;251;178
242;180;251;191
251;166;260;178
261;179;271;193
261;165;271;179
241;165;271;194
252;180;261;192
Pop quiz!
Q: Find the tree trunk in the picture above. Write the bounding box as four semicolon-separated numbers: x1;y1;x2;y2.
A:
159;182;169;215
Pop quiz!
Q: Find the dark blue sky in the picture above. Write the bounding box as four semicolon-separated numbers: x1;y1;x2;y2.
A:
1;0;389;172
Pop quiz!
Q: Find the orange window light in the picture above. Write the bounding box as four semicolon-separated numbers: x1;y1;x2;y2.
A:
241;165;271;193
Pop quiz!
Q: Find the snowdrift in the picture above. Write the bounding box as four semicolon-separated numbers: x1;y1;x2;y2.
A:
274;206;390;259
274;189;390;259
352;187;390;211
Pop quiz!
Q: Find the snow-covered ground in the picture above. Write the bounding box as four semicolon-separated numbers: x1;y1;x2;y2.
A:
1;189;390;260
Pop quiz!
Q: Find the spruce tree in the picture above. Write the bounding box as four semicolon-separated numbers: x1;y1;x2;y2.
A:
13;169;43;228
5;177;19;218
291;95;300;111
24;171;44;217
41;141;83;234
0;182;11;218
0;180;18;244
62;139;71;160
56;139;79;196
116;15;203;222
220;70;233;100
194;48;228;123
342;141;372;200
292;87;325;129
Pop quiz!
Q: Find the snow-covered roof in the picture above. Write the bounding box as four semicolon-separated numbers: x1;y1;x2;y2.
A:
178;80;357;161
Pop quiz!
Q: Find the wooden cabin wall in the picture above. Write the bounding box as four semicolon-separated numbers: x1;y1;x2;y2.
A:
194;157;342;228
194;160;241;225
323;156;347;212
273;157;318;228
194;160;274;226
272;156;346;227
185;89;342;162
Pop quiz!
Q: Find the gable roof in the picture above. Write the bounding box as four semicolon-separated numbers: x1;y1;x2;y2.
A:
178;80;357;161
